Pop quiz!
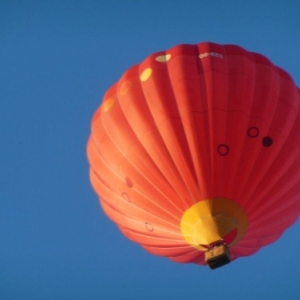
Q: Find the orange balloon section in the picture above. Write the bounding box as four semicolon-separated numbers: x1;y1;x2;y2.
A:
87;42;300;267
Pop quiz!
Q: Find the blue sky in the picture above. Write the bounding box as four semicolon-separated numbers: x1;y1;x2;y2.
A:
1;1;300;299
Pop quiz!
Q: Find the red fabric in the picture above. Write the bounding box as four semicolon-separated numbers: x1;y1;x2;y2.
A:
87;42;300;264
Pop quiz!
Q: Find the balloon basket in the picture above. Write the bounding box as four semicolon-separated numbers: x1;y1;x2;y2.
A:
205;244;230;270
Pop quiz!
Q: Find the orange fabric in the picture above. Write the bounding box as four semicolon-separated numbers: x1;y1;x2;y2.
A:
87;42;300;265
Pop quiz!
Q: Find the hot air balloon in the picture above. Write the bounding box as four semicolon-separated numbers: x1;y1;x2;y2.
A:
87;42;300;269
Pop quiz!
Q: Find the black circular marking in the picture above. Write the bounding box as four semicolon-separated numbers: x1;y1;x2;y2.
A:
125;177;133;188
247;127;259;138
257;235;268;243
145;222;154;232
217;144;230;156
121;192;131;202
262;136;273;147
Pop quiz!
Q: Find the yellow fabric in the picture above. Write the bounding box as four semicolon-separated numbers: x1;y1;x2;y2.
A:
180;198;247;251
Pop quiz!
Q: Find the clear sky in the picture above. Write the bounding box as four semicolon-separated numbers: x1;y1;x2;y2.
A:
1;1;300;299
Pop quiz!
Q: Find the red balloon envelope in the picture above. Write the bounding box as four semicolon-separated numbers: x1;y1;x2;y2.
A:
87;42;300;268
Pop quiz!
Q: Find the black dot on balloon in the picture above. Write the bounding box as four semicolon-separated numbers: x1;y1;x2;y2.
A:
145;222;154;232
122;192;131;202
125;177;133;188
257;235;268;243
217;144;230;156
262;136;273;147
247;127;259;138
